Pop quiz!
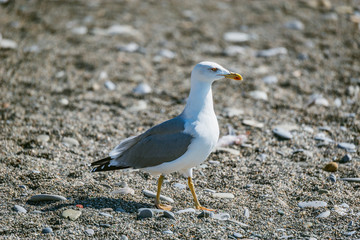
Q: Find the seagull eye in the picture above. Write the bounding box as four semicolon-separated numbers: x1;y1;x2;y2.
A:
210;68;218;72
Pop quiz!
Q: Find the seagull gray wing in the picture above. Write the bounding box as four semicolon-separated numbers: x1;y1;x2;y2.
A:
108;116;193;169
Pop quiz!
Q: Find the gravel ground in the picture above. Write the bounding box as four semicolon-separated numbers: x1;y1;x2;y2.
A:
1;0;360;239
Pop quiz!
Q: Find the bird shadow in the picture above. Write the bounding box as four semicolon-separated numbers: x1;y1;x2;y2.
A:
27;197;153;213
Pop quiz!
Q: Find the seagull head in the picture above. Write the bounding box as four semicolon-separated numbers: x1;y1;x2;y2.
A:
191;61;243;83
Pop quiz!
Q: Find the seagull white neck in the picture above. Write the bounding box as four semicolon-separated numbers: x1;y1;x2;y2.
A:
182;80;214;119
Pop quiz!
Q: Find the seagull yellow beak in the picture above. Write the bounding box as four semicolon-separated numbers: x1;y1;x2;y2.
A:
222;72;243;81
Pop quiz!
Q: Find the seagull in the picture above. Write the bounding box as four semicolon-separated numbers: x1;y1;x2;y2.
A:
91;61;242;211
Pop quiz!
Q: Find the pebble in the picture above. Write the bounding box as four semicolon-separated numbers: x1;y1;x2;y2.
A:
173;183;186;190
59;98;69;106
62;209;81;220
333;98;341;107
104;81;116;90
212;212;230;221
257;47;287;57
42;227;53;234
223;107;244;117
99;71;108;80
157;49;176;59
223;32;250;43
24;45;40;53
262;75;278;84
233;233;243;238
244;207;250;218
343;231;356;236
328;174;336;183
37;135;50;143
99;212;113;218
100;223;111;228
334;205;349;216
314;133;333;143
133;83;152;95
273;127;292;140
85;229;95;236
128;100;147;112
120;235;129;240
339;154;352;163
216;147;240;155
175;208;196;214
137;208;154;219
117;42;140;53
142;189;174;203
212;192;235;199
337;142;356;151
249;90;268;101
323;162;338;172
278;209;285;215
62;137;79;147
163;211;176;220
284;20;304;30
242;119;264;128
197;210;214;218
111;187;135;195
163;230;173;234
223;46;246;56
71;26;87;35
297;53;308;60
298;201;327;208
316;210;330;218
340;178;360;183
13;205;27;213
29;194;67;202
0;38;18;49
102;24;142;38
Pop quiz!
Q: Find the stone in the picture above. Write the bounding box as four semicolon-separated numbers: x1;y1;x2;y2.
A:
42;227;53;234
257;47;287;57
298;201;327;208
133;83;152;95
243;207;250;218
104;81;116;90
343;231;356;236
157;49;176;59
339;154;352;163
212;212;230;221
334;204;349;216
13;205;27;213
262;75;278;84
223;32;250;43
314;133;333;143
100;224;111;228
197;210;214;218
337;142;356;151
85;229;95;236
223;107;244;117
24;45;40;53
284;20;304;30
173;183;186;190
111;187;135;195
37;135;50;143
117;42;139;53
273;127;292;140
128;100;147;112
323;162;338;172
176;208;196;214
212;192;235;199
242;119;264;128
163;211;176;220
340;178;360;183
71;26;87;35
233;233;243;238
249;90;268;101
59;98;69;106
163;230;173;234
30;194;67;202
333;98;341;107
335;5;353;14
0;38;17;49
316;210;330;218
215;147;240;155
62;209;81;220
328;174;336;183
142;190;174;203
138;208;153;219
223;46;246;56
120;235;129;240
62;137;79;147
99;71;108;80
99;24;142;38
99;212;113;218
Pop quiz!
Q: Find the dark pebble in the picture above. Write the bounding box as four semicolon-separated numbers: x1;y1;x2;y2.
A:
138;208;153;219
42;227;53;234
100;223;111;228
163;211;176;220
328;174;336;183
339;154;352;163
197;210;214;218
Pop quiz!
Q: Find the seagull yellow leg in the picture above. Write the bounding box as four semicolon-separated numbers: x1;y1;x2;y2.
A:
155;175;172;211
188;177;214;211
